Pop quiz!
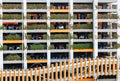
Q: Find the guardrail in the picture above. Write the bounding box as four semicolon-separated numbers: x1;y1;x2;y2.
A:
0;57;119;81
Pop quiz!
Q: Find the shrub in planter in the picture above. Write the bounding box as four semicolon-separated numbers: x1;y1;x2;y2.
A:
113;34;118;39
73;34;78;39
73;43;93;49
26;35;32;39
27;55;31;60
6;34;21;40
30;44;45;50
5;55;21;61
20;44;26;50
50;45;54;49
88;34;93;39
3;45;8;50
43;34;47;39
51;34;68;39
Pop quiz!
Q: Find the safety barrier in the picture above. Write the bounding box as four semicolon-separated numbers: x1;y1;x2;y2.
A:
0;57;119;81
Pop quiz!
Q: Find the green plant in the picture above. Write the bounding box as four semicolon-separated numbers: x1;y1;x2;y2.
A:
3;14;22;19
27;55;31;60
113;34;118;39
26;35;32;39
6;34;21;40
98;14;118;19
73;43;93;49
73;24;93;29
5;55;21;61
3;45;8;50
51;34;68;39
73;34;78;39
30;44;46;50
27;24;47;30
20;44;26;50
49;45;54;49
43;34;48;39
51;14;69;19
3;4;22;9
27;4;47;9
0;25;4;30
88;34;93;39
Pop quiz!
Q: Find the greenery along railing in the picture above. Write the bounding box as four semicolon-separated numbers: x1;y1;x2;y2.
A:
51;34;69;39
29;44;47;50
73;43;93;49
26;24;48;29
74;4;93;9
51;14;69;19
2;45;23;50
50;44;69;49
27;4;47;9
3;14;22;19
98;14;118;19
3;4;22;9
73;24;93;29
5;55;21;61
5;34;21;40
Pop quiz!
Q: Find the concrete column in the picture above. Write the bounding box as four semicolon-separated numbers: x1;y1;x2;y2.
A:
116;0;120;80
23;0;27;70
47;0;51;66
93;0;98;58
117;0;120;57
69;0;73;61
0;0;3;70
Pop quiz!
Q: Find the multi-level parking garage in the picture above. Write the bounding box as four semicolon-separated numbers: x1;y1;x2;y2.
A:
0;0;120;72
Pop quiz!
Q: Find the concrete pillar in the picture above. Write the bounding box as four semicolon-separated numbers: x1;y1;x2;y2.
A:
69;0;73;61
47;0;51;66
0;0;3;70
93;0;98;58
116;0;120;80
23;0;27;70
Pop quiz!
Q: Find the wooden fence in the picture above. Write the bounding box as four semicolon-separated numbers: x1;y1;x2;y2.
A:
0;57;119;81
